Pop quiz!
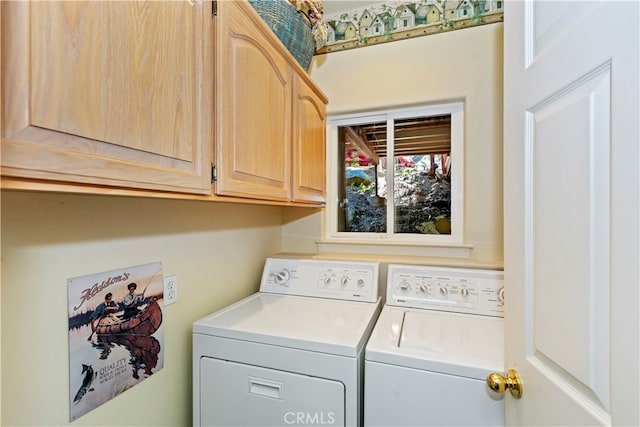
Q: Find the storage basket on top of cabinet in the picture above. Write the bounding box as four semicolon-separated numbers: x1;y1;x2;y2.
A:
248;0;316;70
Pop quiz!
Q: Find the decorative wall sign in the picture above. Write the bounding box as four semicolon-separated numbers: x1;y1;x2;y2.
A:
315;0;503;54
67;262;164;421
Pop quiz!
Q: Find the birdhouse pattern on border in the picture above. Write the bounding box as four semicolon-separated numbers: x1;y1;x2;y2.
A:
318;0;503;50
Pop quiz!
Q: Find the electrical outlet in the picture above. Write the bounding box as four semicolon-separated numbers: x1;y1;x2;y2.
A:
163;275;178;306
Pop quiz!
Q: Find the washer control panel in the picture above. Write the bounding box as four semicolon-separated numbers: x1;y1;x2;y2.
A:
387;264;504;317
260;258;379;303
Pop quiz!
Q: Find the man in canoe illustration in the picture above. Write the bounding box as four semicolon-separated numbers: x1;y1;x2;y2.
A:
121;282;145;319
90;293;119;330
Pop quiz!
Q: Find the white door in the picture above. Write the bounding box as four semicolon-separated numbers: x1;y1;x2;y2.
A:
504;1;639;426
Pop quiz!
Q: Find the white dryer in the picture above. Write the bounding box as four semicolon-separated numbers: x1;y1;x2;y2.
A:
193;257;381;427
365;264;505;427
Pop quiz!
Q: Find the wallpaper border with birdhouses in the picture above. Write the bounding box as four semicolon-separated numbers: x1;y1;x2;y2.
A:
314;0;504;54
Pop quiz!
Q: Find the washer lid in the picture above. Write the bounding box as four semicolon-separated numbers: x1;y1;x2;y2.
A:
193;293;382;357
365;306;503;380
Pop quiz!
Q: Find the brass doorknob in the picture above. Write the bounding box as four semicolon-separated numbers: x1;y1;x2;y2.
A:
486;369;523;399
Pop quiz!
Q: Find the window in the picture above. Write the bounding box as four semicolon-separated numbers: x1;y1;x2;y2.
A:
325;103;464;245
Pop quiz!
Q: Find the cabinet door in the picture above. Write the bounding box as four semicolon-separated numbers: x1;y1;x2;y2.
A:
292;75;326;203
1;1;213;194
214;0;292;201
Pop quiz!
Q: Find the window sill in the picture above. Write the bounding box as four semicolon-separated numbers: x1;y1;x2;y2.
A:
317;239;474;259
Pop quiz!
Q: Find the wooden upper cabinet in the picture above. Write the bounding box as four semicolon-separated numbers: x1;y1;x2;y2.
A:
292;75;326;203
1;1;213;193
214;0;292;201
213;0;328;204
2;0;327;205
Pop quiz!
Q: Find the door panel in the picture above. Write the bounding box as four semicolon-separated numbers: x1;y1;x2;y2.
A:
1;1;212;193
214;0;292;201
527;64;611;415
292;75;326;203
504;1;638;425
31;2;194;160
528;2;598;62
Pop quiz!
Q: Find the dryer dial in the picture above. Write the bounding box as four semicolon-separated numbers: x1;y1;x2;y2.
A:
275;269;290;286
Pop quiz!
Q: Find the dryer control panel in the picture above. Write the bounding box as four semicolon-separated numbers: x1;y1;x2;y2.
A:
260;258;379;303
387;264;504;317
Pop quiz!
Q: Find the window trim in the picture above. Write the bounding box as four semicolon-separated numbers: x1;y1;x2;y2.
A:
324;102;465;246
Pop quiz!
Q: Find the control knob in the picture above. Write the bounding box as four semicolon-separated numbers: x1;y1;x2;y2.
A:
341;276;349;287
439;286;448;296
275;269;290;286
497;287;505;304
399;281;411;291
460;287;469;297
322;274;333;286
419;284;428;293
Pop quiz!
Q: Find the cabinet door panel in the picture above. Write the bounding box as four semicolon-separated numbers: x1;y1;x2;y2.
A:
292;76;326;203
1;1;212;194
214;1;291;201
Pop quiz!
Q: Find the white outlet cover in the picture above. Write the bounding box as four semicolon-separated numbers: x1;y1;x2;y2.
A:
163;275;178;306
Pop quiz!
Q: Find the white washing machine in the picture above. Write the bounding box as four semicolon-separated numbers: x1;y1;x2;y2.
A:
365;264;505;427
193;257;381;427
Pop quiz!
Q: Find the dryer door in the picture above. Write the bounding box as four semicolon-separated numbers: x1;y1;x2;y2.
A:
200;357;345;426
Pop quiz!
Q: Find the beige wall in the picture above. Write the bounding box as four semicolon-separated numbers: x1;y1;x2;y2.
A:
284;23;504;265
1;191;284;426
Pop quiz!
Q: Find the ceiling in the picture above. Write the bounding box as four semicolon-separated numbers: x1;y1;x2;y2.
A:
342;115;452;161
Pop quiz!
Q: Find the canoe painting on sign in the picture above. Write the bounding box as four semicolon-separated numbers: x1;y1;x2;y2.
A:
67;262;164;421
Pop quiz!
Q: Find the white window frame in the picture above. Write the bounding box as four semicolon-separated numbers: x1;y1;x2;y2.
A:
324;102;465;248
